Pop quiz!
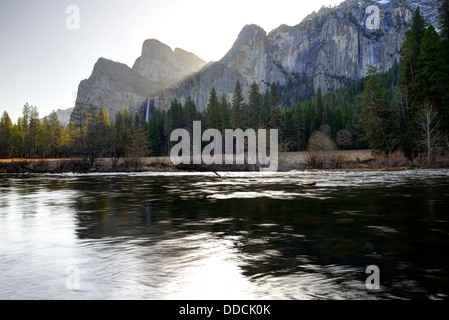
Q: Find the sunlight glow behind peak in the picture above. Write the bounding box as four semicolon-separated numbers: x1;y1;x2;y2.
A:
0;0;344;122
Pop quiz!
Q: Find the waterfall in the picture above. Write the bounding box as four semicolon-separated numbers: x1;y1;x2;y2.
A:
146;98;150;123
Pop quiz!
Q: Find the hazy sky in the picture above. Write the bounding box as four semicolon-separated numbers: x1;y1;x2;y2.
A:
0;0;344;122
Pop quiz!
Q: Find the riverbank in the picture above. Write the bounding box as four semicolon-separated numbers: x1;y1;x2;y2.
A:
1;150;448;174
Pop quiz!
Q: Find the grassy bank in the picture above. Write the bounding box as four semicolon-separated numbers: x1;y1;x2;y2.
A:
0;157;175;174
1;150;448;174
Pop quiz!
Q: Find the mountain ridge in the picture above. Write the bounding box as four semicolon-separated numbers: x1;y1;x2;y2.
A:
141;0;440;118
70;0;441;124
70;39;207;124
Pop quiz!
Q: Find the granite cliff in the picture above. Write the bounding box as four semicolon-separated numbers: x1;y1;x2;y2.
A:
143;0;440;116
41;108;74;126
132;39;207;86
70;0;441;123
70;40;206;124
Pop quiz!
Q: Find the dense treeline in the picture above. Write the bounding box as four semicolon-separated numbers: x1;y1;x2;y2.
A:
146;5;449;162
1;5;448;166
0;68;392;164
0;104;148;168
359;5;449;164
145;58;398;156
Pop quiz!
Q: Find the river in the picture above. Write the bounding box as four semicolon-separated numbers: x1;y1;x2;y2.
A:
0;170;448;300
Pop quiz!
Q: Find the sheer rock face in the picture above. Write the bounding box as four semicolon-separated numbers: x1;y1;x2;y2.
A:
71;40;206;124
132;39;207;86
41;108;74;126
146;25;278;113
72;0;440;123
146;0;440;115
71;58;161;124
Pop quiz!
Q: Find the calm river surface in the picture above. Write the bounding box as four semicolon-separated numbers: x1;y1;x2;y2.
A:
1;170;448;300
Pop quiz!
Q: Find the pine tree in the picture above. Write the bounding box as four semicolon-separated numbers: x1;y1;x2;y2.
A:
323;104;333;134
261;89;272;129
84;107;110;167
181;97;199;154
359;66;392;154
29;106;40;157
219;94;230;133
44;111;64;158
96;107;111;142
399;7;427;100
21;104;41;158
83;113;95;166
183;96;198;131
304;101;316;143
281;110;295;151
170;100;184;130
269;82;281;130
11;122;23;158
21;103;30;157
231;81;244;129
439;0;449;41
270;82;280;108
0;111;13;158
206;88;219;129
67;120;79;158
334;109;344;133
315;87;324;129
417;25;448;109
147;109;164;156
129;111;147;160
163;109;174;154
292;103;304;150
248;82;261;129
395;8;429;156
111;110;128;165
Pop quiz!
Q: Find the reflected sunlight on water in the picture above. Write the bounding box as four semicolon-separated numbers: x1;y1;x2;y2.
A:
1;170;448;300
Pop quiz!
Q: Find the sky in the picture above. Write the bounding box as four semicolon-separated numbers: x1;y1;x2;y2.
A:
0;0;344;122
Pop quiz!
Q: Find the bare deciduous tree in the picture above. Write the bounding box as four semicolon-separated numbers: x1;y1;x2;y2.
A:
308;131;336;152
318;124;332;138
417;103;441;165
336;130;353;149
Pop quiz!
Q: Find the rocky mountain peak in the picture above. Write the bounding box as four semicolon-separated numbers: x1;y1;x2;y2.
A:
224;24;267;57
132;39;206;85
174;48;208;73
92;58;138;82
71;0;442;125
141;39;173;58
143;0;441;116
71;39;206;124
220;24;269;85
